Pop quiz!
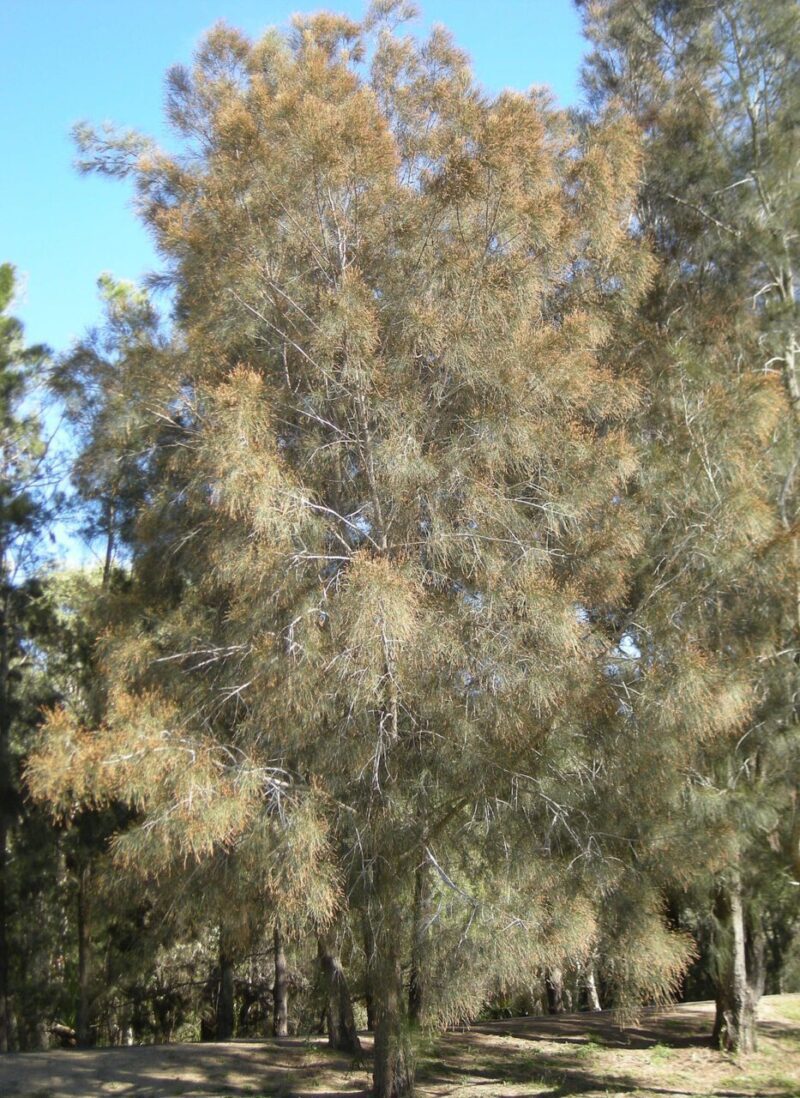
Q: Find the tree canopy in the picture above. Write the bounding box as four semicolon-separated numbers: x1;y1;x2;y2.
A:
3;1;798;1091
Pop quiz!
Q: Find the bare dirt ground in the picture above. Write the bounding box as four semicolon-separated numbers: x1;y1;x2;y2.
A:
1;994;799;1098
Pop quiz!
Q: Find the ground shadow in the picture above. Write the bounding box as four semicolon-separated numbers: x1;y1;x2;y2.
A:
2;998;799;1098
467;1006;714;1050
0;1037;371;1098
422;1033;798;1098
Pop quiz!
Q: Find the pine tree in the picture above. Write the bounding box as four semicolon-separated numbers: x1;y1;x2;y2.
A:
579;0;800;1054
28;5;696;1092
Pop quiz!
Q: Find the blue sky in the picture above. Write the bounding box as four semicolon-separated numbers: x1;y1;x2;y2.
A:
1;0;586;354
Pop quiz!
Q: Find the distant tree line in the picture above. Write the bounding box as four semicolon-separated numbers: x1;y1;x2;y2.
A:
1;2;797;1095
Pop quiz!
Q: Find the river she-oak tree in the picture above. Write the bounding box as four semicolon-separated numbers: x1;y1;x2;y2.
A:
25;2;729;1093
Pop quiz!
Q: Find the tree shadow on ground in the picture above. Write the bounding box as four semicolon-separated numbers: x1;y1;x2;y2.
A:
0;1038;371;1098
467;1007;712;1049
420;1005;800;1098
420;1034;798;1098
2;1000;799;1098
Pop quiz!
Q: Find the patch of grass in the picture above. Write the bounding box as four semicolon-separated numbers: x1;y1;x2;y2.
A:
719;1070;752;1086
648;1041;674;1063
570;1041;597;1060
584;1029;610;1047
418;1037;560;1095
719;1066;800;1097
777;1002;800;1025
765;1072;800;1091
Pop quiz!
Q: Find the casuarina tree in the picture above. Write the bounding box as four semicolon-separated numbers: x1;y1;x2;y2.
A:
27;4;697;1092
579;0;800;1054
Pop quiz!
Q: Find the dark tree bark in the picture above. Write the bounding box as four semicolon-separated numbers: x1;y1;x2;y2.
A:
363;918;376;1032
0;802;9;1053
317;935;361;1055
273;921;289;1037
408;861;430;1027
216;939;235;1041
372;860;415;1098
373;915;414;1098
102;500;116;587
76;867;91;1047
0;831;8;1053
0;584;12;1053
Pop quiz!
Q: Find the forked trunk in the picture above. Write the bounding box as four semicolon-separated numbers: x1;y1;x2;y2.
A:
273;921;289;1037
318;935;361;1055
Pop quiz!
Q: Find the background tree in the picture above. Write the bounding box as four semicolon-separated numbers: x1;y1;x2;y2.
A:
31;281;167;1047
0;263;56;1051
579;0;800;1053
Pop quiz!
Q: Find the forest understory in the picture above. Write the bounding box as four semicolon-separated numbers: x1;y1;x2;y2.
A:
2;995;800;1098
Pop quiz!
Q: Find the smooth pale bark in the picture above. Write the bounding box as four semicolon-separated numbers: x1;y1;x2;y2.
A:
317;935;361;1055
216;940;235;1041
585;963;602;1012
273;921;289;1037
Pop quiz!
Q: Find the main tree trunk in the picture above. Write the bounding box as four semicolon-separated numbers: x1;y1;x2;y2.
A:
372;876;415;1098
216;938;235;1041
713;876;759;1054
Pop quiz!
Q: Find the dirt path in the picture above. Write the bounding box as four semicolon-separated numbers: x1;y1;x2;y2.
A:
0;1035;371;1097
1;995;798;1098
